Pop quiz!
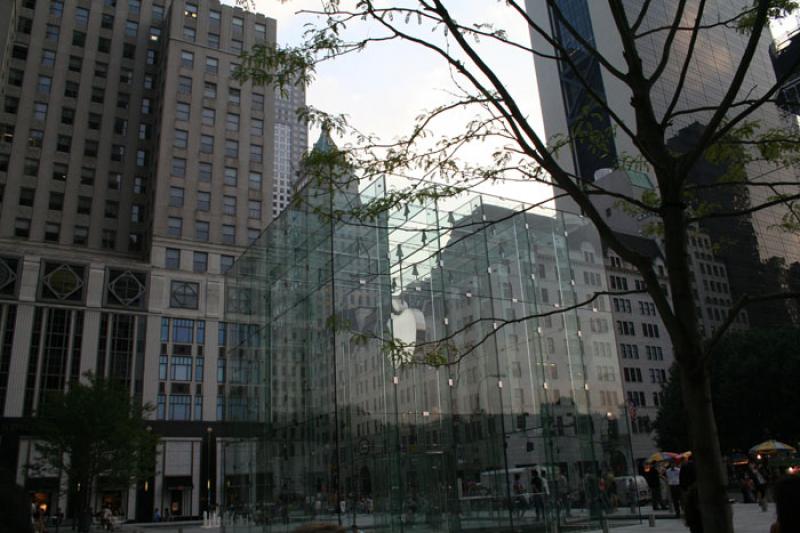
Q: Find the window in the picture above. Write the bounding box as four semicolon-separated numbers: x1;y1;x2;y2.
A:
111;144;125;162
105;200;119;219
12;45;27;60
41;49;56;67
248;200;262;219
128;0;140;15
15;218;31;238
209;9;221;26
232;16;244;32
0;124;13;144
146;49;157;65
222;225;235;244
102;229;116;249
123;43;135;59
221;255;235;273
169;186;185;207
609;275;628;291
117;92;131;110
24;158;39;176
616;320;635;336
19;188;35;207
124;19;139;37
73;226;88;245
29;129;44;148
181;50;194;68
174;129;188;149
133;177;146;194
252;93;265;110
37;76;52;94
167;217;183;237
169;393;191;420
136;149;148;167
176;102;190;121
208;33;220;48
200;135;214;153
152;4;164;22
255;23;266;41
642;323;660;338
114;118;127;135
73;30;87;47
247;228;259;243
139;124;151;140
204;82;217;98
141;98;152;114
52;162;68;181
202;107;215;126
226;113;239;131
131;204;144;222
149;26;161;42
178;75;192;94
231;39;243;53
120;68;133;84
80;168;95;185
55;135;71;152
75;7;90;28
195;221;209;241
44;223;60;242
197;191;210;211
184;2;198;17
50;0;64;16
170;281;199;309
9;68;24;87
165;248;181;269
224;167;238;186
198;162;212;182
183;26;195;41
69;55;82;72
225;140;238;158
4;96;19;114
102;14;114;29
33;102;48;121
46;23;61;41
98;37;111;53
251;118;264;136
64;81;79;99
172;157;187;177
206;57;218;74
195;358;204;383
249;172;262;190
91;87;104;104
129;233;143;251
193;252;208;273
223;195;236;216
229;88;241;105
250;144;263;163
77;196;92;215
18;17;32;34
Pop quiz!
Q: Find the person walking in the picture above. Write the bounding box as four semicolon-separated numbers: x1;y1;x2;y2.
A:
666;463;682;517
645;465;663;510
531;470;545;521
512;473;527;519
749;462;768;510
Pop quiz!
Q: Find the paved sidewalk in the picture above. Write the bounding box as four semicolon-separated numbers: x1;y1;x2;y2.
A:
608;503;776;533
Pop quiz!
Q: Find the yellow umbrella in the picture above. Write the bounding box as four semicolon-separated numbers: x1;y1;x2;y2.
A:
749;440;797;455
646;451;680;464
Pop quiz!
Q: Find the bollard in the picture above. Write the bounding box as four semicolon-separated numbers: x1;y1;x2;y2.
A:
601;518;610;533
649;512;656;527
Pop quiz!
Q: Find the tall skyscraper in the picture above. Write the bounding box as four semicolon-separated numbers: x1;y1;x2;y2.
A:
0;0;305;521
528;0;800;327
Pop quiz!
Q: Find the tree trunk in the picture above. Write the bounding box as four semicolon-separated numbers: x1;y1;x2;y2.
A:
679;361;732;533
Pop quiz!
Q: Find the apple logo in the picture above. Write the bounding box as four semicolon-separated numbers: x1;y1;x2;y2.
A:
388;297;426;366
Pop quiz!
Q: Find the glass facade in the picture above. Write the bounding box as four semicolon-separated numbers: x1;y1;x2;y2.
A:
222;178;636;530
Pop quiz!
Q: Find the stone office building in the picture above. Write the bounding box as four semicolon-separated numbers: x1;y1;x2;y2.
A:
0;0;304;521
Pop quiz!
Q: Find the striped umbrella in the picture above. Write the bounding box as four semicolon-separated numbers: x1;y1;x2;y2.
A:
749;440;797;455
646;451;680;464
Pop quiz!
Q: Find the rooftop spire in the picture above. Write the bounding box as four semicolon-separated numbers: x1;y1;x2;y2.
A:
312;125;337;154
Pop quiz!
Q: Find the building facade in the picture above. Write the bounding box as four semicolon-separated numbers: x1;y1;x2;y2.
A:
528;0;800;327
0;0;305;522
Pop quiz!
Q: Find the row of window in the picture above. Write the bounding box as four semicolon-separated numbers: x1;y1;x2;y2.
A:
168;186;262;218
165;217;260;245
171;158;263;190
177;76;266;109
11;218;141;250
623;367;667;384
165;248;235;274
173;131;263;162
620;343;666;360
175;104;265;135
615;320;660;337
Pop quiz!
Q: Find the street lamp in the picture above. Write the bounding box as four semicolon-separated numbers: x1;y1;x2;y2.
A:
207;427;214;513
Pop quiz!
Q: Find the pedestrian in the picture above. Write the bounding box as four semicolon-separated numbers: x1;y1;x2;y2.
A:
666;462;682;517
645;464;663;510
531;470;545;520
33;510;46;533
153;508;161;522
771;474;800;533
555;469;570;518
749;462;768;510
101;505;113;532
512;473;527;519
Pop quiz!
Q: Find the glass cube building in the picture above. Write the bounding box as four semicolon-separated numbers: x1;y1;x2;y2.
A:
221;175;637;531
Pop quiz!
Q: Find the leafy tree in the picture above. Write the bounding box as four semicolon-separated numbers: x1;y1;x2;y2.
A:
656;328;800;453
234;1;800;530
31;374;158;532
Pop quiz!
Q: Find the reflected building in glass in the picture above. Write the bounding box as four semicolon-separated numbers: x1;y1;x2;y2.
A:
220;139;640;531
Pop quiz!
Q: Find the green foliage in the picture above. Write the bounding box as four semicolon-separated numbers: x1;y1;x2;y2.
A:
655;328;800;452
736;0;799;32
32;373;158;510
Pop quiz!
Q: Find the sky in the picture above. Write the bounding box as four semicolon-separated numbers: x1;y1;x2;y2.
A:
245;0;553;206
